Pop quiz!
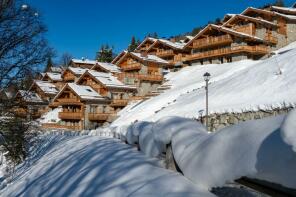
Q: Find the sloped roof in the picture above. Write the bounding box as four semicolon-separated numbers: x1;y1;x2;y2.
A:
241;7;296;20
34;80;59;95
223;14;278;27
130;52;170;64
43;72;62;82
185;24;264;48
92;62;121;73
17;90;44;103
68;67;89;75
71;58;97;65
135;37;158;51
49;67;63;73
111;51;127;64
86;70;136;90
271;6;296;15
67;83;105;100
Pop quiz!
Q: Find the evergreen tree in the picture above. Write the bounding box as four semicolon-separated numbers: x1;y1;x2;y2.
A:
96;44;114;63
44;56;54;72
128;36;138;52
274;0;284;7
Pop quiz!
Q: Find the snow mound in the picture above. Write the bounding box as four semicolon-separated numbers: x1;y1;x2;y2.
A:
39;107;62;123
280;109;296;152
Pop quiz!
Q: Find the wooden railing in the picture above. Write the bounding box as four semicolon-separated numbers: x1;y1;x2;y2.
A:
265;35;278;44
59;111;83;120
116;73;164;82
156;50;174;57
234;24;255;35
42;123;82;130
57;98;81;105
88;113;109;121
63;75;75;81
192;35;233;49
186;45;269;61
110;99;129;107
49;101;60;108
121;62;142;71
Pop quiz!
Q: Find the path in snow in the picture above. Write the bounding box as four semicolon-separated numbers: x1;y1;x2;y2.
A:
1;135;214;197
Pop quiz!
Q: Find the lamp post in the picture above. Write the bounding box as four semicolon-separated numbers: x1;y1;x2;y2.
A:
203;72;211;130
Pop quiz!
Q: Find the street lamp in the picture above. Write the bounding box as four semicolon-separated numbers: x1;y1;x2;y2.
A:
203;72;211;130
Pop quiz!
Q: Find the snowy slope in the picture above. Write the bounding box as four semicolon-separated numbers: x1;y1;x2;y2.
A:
1;134;214;197
112;42;296;127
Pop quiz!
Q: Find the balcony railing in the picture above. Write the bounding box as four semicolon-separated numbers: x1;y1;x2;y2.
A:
63;75;75;82
59;112;83;120
192;35;233;49
42;123;82;130
186;45;269;61
265;35;278;44
121;62;142;71
156;50;174;57
88;113;109;121
57;98;81;105
116;73;164;82
234;24;255;36
110;99;129;107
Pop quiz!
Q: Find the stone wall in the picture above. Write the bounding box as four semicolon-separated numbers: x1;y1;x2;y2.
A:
201;107;293;132
287;22;296;44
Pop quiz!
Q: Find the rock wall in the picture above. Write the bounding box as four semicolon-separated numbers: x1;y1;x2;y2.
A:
202;107;294;131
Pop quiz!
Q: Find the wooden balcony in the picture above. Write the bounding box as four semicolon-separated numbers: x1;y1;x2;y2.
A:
186;45;269;61
156;50;174;57
49;101;60;108
63;75;75;82
265;35;278;44
59;111;83;120
57;98;81;105
116;73;164;82
110;99;129;107
192;35;233;49
138;74;163;82
234;24;255;36
42;123;82;130
121;63;142;71
88;113;109;121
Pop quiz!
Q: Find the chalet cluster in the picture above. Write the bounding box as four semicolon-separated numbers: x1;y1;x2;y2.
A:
9;5;296;130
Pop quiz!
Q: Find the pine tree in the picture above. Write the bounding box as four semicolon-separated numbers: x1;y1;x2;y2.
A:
274;0;284;7
128;36;138;52
44;57;53;72
96;44;114;63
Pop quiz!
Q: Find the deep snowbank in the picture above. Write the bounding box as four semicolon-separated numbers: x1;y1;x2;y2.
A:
117;110;296;191
112;41;296;127
1;134;214;197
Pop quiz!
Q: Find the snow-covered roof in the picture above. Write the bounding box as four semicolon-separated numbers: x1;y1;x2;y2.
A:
67;83;105;101
157;39;186;50
185;24;264;48
135;37;158;51
87;70;136;90
274;12;296;20
49;67;63;73
71;58;97;65
242;6;296;20
271;6;296;14
44;72;62;82
17;90;44;103
34;80;58;95
92;62;121;73
223;14;278;27
111;51;127;64
130;52;170;64
68;67;89;75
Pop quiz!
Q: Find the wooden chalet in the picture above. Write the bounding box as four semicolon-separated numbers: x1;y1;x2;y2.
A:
69;58;97;69
91;62;121;74
184;24;270;65
115;51;170;96
241;7;296;47
42;72;64;90
61;67;89;83
134;37;158;53
30;80;59;102
52;83;111;130
14;90;48;119
111;51;127;65
76;70;137;112
145;39;190;70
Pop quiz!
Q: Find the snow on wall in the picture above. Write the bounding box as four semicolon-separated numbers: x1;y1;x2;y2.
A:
112;41;296;128
116;110;296;191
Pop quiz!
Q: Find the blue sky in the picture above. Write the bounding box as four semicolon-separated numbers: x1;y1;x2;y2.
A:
26;0;295;62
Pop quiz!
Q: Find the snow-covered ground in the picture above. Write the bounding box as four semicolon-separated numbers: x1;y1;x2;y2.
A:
112;42;296;127
0;134;214;197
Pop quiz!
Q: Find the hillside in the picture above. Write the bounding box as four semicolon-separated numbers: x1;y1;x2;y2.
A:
112;42;296;127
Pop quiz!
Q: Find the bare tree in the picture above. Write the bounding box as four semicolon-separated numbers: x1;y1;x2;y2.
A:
60;52;73;67
0;0;52;166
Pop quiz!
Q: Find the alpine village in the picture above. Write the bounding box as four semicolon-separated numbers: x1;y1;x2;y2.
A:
4;3;296;131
